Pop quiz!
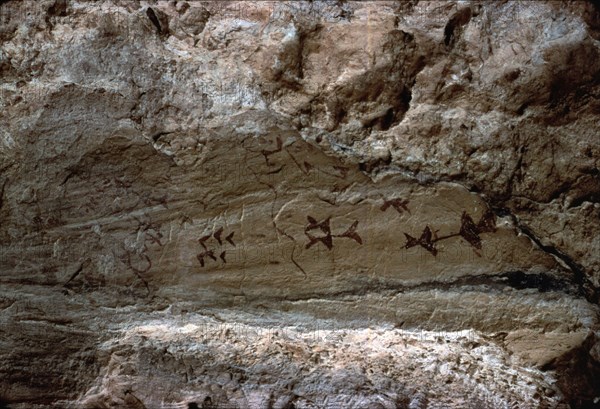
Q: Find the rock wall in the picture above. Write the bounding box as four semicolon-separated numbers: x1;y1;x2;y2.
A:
0;1;599;408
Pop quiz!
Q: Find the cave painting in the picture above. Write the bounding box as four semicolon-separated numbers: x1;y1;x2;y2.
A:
404;210;497;256
197;226;236;267
380;197;410;215
120;216;164;293
260;136;283;166
196;139;498;271
304;216;363;250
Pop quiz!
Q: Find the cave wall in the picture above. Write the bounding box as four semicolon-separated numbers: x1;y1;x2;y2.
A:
0;1;599;408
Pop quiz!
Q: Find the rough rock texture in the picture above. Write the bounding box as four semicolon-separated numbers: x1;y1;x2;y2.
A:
0;1;599;408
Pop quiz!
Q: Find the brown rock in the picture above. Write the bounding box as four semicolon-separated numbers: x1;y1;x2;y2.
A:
0;1;598;407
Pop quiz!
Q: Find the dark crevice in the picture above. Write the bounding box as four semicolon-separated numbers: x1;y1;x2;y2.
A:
202;396;213;409
0;178;7;210
548;181;572;202
519;224;598;304
151;131;173;143
0;397;11;409
582;167;599;176
501;270;571;292
146;7;162;34
516;101;529;115
297;30;307;80
274;270;581;304
568;191;600;208
379;106;396;130
463;179;599;305
48;0;68;17
63;263;85;287
488;204;599;305
444;7;472;48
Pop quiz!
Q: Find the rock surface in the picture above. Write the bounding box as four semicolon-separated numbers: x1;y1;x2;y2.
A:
0;1;599;408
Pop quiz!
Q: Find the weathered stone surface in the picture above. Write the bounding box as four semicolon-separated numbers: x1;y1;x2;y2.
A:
0;1;598;408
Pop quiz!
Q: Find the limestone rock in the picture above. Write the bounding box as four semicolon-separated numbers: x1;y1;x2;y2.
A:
0;1;598;408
